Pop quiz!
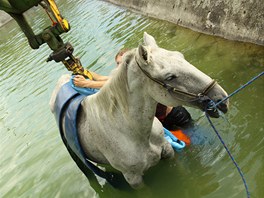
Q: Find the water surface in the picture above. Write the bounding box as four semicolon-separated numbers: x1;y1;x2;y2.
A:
1;0;264;197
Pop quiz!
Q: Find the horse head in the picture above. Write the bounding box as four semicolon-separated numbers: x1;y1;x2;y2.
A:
135;32;229;117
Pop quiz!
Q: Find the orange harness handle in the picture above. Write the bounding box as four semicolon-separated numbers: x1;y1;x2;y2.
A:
170;130;191;146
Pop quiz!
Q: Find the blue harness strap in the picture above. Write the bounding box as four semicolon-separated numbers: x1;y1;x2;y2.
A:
54;82;117;185
64;94;87;162
54;82;80;128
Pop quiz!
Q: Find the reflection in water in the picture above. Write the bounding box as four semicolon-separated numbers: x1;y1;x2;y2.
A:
0;0;263;197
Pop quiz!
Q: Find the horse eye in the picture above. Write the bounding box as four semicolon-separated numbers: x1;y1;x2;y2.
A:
165;75;176;81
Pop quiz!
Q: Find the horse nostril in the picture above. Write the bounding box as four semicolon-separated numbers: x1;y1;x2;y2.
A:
216;99;223;105
216;99;228;113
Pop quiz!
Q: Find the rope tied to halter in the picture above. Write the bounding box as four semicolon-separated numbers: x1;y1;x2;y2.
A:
204;71;264;198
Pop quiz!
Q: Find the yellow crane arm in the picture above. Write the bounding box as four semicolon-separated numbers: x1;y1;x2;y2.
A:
0;0;93;80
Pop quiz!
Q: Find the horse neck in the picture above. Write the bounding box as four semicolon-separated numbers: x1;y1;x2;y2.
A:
126;61;158;131
83;56;157;134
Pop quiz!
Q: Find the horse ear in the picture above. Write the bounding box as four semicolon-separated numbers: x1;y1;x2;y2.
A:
138;44;151;63
144;32;158;48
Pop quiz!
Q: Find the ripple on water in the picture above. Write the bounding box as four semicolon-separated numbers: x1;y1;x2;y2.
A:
1;0;264;197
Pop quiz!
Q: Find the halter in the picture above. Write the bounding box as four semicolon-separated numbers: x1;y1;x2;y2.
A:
135;58;217;102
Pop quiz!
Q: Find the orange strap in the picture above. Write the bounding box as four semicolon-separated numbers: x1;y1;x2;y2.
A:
170;130;191;146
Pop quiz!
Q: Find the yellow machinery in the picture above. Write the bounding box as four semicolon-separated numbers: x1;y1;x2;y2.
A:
0;0;93;79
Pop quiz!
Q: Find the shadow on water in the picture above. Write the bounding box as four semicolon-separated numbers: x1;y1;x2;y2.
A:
0;0;264;197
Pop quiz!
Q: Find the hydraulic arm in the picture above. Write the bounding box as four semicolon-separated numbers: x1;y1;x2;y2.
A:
0;0;93;79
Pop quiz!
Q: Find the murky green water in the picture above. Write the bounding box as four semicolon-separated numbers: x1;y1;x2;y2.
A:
1;0;264;197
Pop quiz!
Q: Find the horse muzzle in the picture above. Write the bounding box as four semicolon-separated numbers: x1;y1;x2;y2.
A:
199;96;229;118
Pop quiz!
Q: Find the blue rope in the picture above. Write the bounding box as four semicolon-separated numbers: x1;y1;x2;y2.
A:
204;71;264;198
205;113;250;198
213;71;264;108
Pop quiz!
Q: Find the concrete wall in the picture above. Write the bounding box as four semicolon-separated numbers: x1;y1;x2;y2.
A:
1;1;263;45
0;11;12;27
105;0;264;46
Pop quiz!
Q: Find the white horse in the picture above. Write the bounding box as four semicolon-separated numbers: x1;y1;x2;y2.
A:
50;32;229;189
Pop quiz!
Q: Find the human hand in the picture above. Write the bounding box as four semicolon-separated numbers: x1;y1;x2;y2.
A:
73;75;88;87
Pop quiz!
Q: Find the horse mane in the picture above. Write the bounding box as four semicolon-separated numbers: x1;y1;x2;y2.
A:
92;49;136;118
